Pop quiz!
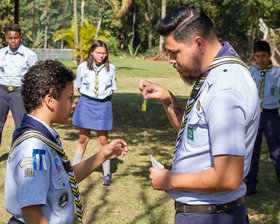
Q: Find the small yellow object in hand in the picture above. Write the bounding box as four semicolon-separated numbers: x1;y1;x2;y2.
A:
142;98;148;112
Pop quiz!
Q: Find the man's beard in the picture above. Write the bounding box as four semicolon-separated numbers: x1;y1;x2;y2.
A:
177;56;202;86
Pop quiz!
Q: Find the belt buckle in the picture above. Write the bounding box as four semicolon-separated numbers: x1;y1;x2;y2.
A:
7;86;15;92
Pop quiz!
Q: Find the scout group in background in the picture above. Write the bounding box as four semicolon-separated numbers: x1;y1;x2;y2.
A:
139;4;259;224
0;24;37;146
72;40;117;186
5;60;127;224
245;40;280;196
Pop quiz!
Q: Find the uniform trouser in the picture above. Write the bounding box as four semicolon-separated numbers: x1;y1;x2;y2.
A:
175;203;248;224
0;88;25;144
245;109;280;189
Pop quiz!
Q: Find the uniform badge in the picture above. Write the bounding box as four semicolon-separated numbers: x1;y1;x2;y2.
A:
271;87;275;95
54;158;62;173
32;149;47;170
24;168;35;177
187;127;194;141
19;157;33;168
50;149;56;157
58;191;69;209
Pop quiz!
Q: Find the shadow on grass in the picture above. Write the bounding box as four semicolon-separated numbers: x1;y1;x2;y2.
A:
0;152;9;162
246;143;280;224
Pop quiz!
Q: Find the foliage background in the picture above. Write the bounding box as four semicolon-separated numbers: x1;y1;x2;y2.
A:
0;0;280;60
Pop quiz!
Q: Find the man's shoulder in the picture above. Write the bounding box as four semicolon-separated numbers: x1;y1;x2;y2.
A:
0;46;8;55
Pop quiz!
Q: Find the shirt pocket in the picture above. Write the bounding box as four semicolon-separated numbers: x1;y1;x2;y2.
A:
185;108;207;148
51;172;69;190
15;59;28;75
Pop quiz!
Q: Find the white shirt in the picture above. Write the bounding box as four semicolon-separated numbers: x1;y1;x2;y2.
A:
5;115;74;223
74;61;117;99
0;44;38;86
168;63;260;205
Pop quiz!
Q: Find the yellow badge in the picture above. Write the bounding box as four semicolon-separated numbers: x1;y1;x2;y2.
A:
196;100;201;111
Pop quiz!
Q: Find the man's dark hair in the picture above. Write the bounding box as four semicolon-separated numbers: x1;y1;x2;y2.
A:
22;60;75;113
87;40;110;71
253;40;271;54
156;4;215;43
5;24;21;35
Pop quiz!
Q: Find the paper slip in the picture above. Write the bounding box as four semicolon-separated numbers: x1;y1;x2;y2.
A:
150;154;164;168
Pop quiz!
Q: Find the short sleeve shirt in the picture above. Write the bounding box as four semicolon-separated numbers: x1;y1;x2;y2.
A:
168;63;260;205
250;65;280;109
5;115;74;223
74;61;117;99
0;44;38;86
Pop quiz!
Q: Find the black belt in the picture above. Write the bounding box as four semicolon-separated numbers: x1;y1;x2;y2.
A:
175;196;245;214
0;84;21;92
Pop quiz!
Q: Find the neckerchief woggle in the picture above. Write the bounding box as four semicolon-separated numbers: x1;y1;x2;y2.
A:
256;63;274;112
174;41;248;153
11;114;84;223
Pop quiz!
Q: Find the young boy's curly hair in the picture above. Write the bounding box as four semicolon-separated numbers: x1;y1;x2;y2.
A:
21;60;75;113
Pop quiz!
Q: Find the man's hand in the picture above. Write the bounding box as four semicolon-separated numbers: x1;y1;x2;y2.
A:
102;139;128;160
149;167;172;191
138;79;170;102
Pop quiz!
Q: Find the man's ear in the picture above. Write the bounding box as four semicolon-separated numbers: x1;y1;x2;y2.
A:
43;93;55;111
193;36;205;54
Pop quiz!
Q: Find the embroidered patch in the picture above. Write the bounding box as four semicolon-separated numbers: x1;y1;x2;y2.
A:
32;149;47;170
54;158;62;174
24;168;35;177
187;127;194;141
50;149;56;157
58;191;69;209
19;157;33;168
196;100;201;111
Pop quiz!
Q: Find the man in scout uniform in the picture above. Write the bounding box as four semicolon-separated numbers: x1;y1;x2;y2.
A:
5;60;128;224
0;24;37;145
245;40;280;196
139;4;260;223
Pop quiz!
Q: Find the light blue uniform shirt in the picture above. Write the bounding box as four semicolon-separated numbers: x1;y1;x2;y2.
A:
168;63;260;205
74;61;117;99
250;65;280;109
0;44;38;87
5;115;74;223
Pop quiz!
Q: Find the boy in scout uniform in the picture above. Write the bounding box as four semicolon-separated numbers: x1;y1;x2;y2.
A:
245;40;280;196
5;60;128;224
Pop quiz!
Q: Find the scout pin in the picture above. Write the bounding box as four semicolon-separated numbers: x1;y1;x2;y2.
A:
142;98;148;112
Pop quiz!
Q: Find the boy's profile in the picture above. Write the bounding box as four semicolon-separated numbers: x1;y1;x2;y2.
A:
5;60;128;224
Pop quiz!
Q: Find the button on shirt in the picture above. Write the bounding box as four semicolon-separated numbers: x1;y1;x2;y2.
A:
0;44;38;86
74;61;117;99
168;63;260;205
250;65;280;109
5;115;74;223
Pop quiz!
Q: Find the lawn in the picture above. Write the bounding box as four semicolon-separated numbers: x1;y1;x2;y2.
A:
0;57;279;223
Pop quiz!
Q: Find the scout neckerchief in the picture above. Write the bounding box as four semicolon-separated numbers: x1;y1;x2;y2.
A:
256;63;273;112
11;114;84;224
93;64;105;96
174;42;248;153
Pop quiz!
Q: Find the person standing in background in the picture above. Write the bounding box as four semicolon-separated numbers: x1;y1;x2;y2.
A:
0;24;38;146
245;40;280;196
72;40;117;186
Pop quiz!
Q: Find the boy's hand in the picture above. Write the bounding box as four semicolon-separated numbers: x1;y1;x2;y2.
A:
102;139;128;159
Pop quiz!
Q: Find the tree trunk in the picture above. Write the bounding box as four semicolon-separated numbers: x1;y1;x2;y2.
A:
159;0;167;54
32;0;36;48
95;10;103;40
43;0;51;50
81;0;85;27
130;8;136;49
73;0;79;49
61;0;65;49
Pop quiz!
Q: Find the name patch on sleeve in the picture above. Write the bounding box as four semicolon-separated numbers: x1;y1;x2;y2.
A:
32;149;47;170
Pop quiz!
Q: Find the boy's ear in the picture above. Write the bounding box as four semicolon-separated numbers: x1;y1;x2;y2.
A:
43;93;55;111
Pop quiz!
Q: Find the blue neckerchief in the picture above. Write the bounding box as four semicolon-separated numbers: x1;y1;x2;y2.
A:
12;113;57;145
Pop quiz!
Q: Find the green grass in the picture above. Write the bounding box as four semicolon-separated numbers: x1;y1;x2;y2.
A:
0;57;279;223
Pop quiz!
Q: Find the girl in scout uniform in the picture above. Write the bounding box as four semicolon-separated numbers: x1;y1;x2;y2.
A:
72;40;117;185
